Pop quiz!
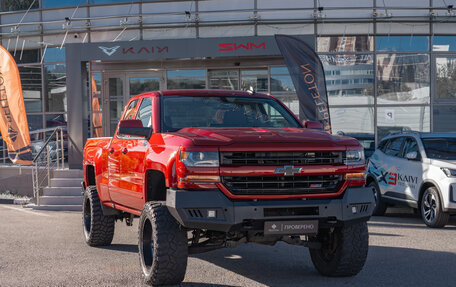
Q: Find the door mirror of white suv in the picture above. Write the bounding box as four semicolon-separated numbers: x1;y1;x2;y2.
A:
405;151;418;160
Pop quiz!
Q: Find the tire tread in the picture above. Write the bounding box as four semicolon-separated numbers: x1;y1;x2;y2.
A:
139;202;188;286
83;186;115;246
310;222;369;277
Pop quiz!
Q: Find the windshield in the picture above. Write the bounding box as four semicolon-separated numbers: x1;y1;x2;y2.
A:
422;137;456;160
161;95;301;132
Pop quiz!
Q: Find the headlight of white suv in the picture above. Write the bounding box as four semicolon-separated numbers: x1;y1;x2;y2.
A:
441;167;456;177
345;149;365;165
180;151;219;167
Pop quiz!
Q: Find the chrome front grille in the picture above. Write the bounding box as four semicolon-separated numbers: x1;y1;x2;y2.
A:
220;151;344;166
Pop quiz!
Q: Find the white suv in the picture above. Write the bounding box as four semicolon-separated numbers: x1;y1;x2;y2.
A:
367;132;456;228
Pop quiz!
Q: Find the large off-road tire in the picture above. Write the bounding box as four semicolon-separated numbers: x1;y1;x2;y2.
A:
139;202;188;286
368;181;387;216
309;221;369;277
420;187;449;228
83;186;115;246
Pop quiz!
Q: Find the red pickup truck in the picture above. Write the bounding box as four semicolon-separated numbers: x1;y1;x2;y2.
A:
82;89;374;285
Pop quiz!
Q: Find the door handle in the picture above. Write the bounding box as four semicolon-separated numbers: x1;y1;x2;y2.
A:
109;148;115;154
122;147;128;154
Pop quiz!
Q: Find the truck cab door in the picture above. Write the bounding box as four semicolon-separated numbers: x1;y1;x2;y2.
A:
108;99;139;204
107;137;123;195
117;97;153;211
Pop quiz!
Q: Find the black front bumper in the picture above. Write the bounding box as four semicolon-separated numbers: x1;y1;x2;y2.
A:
166;187;375;233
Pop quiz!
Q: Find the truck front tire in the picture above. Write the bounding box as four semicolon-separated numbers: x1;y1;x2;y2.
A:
83;186;115;246
309;221;369;277
139;202;188;286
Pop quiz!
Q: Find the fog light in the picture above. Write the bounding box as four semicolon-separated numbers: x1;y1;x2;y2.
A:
208;210;216;218
352;206;357;214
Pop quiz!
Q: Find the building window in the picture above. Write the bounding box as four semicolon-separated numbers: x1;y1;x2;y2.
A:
129;77;160;97
12;49;40;64
377;54;430;105
167;69;206;90
320;54;374;105
41;0;81;8
44;64;67;113
208;70;239;90
433;36;456;52
376;106;430;140
19;65;42;113
1;0;38;11
270;66;295;94
436;57;456;100
330;107;374;135
241;69;268;92
26;114;43;132
433;105;456;132
376;36;429;52
317;36;374;53
46;114;67;128
44;48;66;63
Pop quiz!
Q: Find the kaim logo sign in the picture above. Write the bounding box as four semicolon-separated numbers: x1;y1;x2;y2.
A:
99;46;120;56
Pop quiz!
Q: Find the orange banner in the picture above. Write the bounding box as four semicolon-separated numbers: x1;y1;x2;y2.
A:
91;75;103;137
0;45;32;165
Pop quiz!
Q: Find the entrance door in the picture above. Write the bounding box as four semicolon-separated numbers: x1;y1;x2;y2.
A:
103;74;126;136
102;71;165;137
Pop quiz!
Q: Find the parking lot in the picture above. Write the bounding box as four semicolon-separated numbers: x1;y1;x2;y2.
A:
1;204;455;287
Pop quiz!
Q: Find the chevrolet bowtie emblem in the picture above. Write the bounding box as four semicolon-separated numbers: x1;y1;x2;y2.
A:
274;165;302;176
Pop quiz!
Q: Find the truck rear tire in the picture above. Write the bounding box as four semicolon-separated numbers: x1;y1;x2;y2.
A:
83;186;115;246
309;221;368;277
139;202;188;286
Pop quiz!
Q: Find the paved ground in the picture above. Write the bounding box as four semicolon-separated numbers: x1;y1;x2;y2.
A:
0;204;455;287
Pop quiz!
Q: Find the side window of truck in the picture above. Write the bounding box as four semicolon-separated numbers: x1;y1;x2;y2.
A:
123;99;139;120
136;97;152;128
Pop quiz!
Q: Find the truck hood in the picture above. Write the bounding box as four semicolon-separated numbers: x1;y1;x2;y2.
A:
174;127;359;149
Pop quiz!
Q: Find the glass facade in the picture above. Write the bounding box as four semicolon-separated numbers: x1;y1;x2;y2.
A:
1;0;456;162
167;70;206;90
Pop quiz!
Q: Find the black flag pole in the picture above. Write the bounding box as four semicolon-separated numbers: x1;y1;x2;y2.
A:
274;34;332;133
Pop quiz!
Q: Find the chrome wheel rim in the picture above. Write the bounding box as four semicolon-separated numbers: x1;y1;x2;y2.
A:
423;192;437;223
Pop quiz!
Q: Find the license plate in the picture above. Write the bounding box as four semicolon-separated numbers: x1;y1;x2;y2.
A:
264;220;318;235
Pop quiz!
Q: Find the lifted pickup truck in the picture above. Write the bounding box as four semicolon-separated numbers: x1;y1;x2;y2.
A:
82;89;374;285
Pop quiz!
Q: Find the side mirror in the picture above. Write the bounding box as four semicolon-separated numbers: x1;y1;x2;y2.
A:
118;119;152;139
405;151;418;160
304;121;323;130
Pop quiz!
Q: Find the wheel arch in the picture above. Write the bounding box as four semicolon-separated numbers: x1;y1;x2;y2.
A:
145;169;167;202
84;164;96;190
418;180;444;209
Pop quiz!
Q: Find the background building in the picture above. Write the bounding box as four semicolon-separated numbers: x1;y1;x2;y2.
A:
0;0;455;168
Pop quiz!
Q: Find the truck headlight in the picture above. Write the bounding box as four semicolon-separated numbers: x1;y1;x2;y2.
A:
441;167;456;177
180;151;219;167
345;149;365;165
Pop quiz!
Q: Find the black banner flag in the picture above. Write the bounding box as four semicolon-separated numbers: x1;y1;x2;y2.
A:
275;34;331;133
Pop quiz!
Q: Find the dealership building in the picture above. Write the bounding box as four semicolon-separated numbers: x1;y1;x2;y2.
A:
1;0;456;168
